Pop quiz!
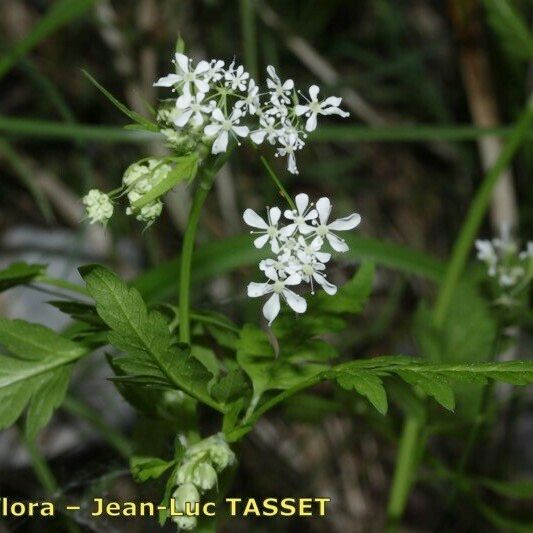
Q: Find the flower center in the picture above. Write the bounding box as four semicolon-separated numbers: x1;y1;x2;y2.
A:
222;119;233;130
302;264;314;275
273;280;284;293
316;225;328;236
310;101;321;113
295;215;305;225
267;226;278;238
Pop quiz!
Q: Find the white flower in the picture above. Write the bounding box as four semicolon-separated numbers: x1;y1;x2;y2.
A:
224;62;250;92
313;197;361;252
295;235;331;264
154;52;210;96
204;107;249;154
205;59;225;82
248;268;306;325
174;92;212;128
295;85;349;132
295;250;337;295
282;193;318;235
519;242;533;260
266;65;294;105
475;240;497;276
82;189;113;225
499;266;525;287
235;79;260;115
243;206;285;252
275;132;303;175
250;115;280;145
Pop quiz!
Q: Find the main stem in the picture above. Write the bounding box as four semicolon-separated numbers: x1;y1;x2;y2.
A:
179;152;231;344
386;94;533;527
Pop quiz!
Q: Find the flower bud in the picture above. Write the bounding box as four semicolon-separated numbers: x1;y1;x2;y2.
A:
192;462;217;491
82;189;113;225
173;483;200;513
175;460;196;485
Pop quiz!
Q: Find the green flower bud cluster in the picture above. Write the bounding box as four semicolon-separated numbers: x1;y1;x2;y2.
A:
82;189;113;225
123;158;172;223
171;433;236;530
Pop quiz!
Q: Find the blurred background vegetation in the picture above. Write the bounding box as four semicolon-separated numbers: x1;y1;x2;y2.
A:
0;0;532;531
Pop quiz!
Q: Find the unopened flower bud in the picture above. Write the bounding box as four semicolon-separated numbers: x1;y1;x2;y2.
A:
173;483;200;513
192;462;217;491
174;515;197;531
82;189;113;225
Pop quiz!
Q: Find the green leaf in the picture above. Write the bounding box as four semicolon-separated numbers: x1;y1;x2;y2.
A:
0;262;45;292
80;265;221;412
335;370;388;414
132;155;199;208
130;456;175;482
477;501;533;532
0;0;99;80
479;477;533;500
0;318;86;438
313;261;375;314
82;70;159;132
211;370;250;404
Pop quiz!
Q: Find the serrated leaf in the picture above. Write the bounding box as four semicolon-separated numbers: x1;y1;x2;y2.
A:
131;456;175;482
0;262;45;292
395;370;455;411
211;370;250;404
80;265;221;412
335;370;388;414
132;155;199;209
0;318;86;437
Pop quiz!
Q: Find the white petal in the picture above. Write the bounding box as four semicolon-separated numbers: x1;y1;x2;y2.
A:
212;130;229;154
294;193;309;215
263;293;281;325
247;282;270;297
250;130;267;144
316;251;331;263
294;104;309;117
279;223;297;237
269;206;281;225
282;79;294;91
326;232;349;252
194;78;210;93
284;209;296;220
308;84;320;101
264;267;279;281
284;273;302;286
243;208;268;229
322;107;350;117
195;60;210;74
299;223;316;235
305;113;318;132
204;124;221;137
323;96;342;107
232;125;249;137
253;234;270;248
283;289;307;314
154;74;180;87
174;109;193;127
266;65;279;82
211;107;225;122
328;213;361;231
313;273;337;295
174;53;190;73
287;153;298;175
315;197;332;224
176;94;192;108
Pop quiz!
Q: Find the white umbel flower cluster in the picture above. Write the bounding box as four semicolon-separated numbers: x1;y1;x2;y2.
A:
154;53;349;174
475;236;533;288
244;193;361;324
172;433;235;531
82;189;113;225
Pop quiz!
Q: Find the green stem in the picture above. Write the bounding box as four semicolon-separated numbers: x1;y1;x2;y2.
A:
386;416;425;531
62;395;132;459
179;152;232;343
239;0;258;80
21;431;80;533
260;156;296;210
386;94;533;528
433;94;533;327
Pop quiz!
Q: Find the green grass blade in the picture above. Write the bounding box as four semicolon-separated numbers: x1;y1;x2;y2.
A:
0;0;100;80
